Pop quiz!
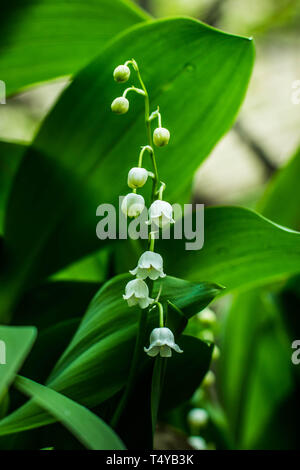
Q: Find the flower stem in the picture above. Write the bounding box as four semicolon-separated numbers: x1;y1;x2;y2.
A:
134;63;159;203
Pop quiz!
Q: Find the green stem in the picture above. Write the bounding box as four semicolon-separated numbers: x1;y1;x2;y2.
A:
135;64;159;202
112;61;161;428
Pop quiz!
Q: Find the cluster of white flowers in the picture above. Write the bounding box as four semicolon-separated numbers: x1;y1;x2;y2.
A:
111;59;182;358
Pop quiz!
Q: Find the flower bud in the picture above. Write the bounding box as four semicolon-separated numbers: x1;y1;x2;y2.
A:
113;65;130;83
187;408;209;430
121;193;145;217
153;127;170;147
111;97;129;114
199;329;214;343
212;345;220;361
202;370;215;388
127;167;148;189
197;308;217;327
187;436;207;450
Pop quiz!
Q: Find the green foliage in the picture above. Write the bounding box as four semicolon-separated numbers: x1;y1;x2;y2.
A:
0;18;254;321
221;144;300;449
0;275;219;436
0;0;148;95
0;326;36;398
15;376;126;450
161;206;300;291
0;0;299;452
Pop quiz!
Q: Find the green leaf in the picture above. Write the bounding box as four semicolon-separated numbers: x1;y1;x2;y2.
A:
0;141;26;235
221;290;293;449
0;0;148;95
161;206;300;291
0;274;221;435
258;145;300;230
160;335;213;411
15;375;125;450
1;18;254;316
220;145;300;449
0;326;36;398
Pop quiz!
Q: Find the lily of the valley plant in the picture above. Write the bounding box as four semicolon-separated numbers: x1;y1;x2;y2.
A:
112;58;182;361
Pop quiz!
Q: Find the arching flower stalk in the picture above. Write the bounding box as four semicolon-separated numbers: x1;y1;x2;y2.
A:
110;59;182;427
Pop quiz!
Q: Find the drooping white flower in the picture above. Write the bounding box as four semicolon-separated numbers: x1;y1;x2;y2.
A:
147;200;175;228
127;167;148;189
123;279;154;309
129;251;166;281
121;193;145;217
144;327;183;357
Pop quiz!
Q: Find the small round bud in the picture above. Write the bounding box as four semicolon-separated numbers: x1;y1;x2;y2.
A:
187;436;207;451
202;370;215;388
113;65;130;83
191;388;205;407
111;97;129;114
153;127;170;147
197;308;217;327
199;329;214;343
187;408;209;430
128;167;148;189
121;193;145;218
212;345;220;361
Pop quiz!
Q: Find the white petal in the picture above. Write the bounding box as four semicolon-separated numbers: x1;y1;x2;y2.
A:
129;267;138;276
135;268;149;280
160;345;172;357
138;296;153;309
172;343;184;353
144;346;160;357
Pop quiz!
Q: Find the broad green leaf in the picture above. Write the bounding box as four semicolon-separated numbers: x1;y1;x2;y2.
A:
15;376;125;450
221;290;293;449
0;274;221;435
161;206;300;291
0;141;26;235
0;0;148;95
0;326;36;398
221;145;300;449
160;335;213;411
13;281;100;329
0;18;254;318
258;145;300;230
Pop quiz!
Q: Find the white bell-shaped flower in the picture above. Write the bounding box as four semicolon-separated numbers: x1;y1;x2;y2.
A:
129;251;166;281
127;167;148;189
147;200;175;228
121;193;145;217
144;327;183;357
123;279;154;309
